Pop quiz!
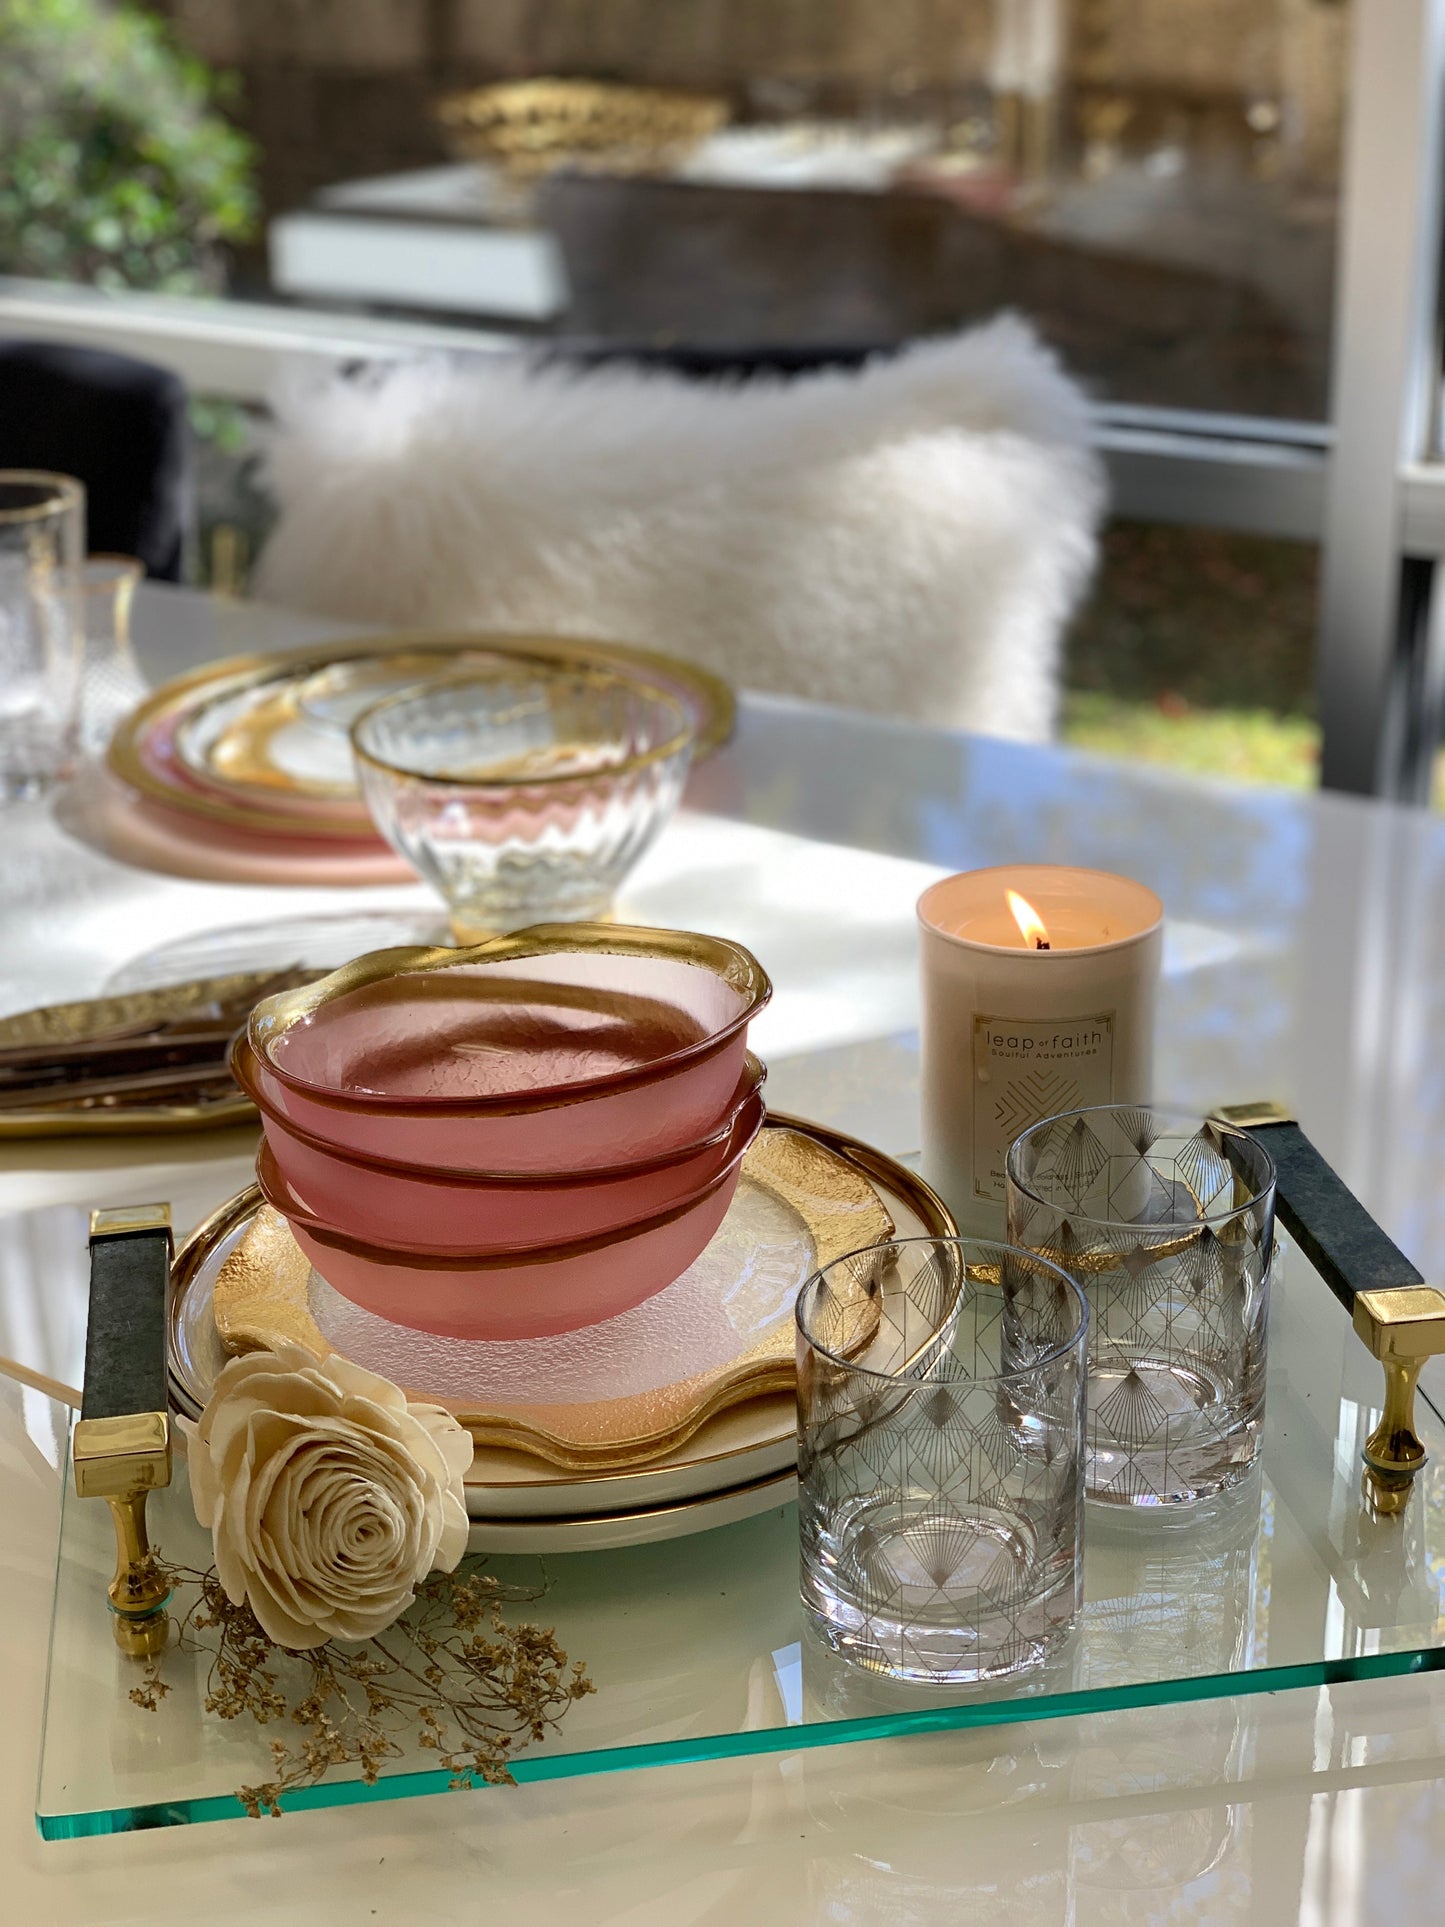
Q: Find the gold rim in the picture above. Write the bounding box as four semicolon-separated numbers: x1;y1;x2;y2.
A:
0;470;83;524
166;1116;940;1485
253;1094;763;1269
235;1032;766;1187
108;634;736;838
350;664;695;790
249;921;772;1113
764;1112;958;1241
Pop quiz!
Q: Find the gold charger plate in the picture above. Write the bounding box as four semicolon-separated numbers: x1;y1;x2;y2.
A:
167;1117;955;1504
110;633;736;840
0;973;285;1139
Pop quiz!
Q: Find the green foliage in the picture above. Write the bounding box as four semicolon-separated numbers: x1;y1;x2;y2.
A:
0;0;258;294
1061;692;1321;792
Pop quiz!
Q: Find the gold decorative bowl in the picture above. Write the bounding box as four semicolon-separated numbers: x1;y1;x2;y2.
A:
436;77;729;177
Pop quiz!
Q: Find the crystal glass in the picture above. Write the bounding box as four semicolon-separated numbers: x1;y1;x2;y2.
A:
73;553;146;757
350;665;694;938
1006;1105;1276;1511
796;1236;1088;1684
0;471;83;799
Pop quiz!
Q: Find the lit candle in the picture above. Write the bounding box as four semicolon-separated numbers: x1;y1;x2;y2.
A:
917;865;1163;1235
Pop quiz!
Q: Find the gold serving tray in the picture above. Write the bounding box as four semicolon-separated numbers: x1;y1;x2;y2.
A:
168;1116;955;1473
109;633;736;841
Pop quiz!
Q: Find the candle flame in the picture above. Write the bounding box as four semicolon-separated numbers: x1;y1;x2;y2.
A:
1006;890;1051;950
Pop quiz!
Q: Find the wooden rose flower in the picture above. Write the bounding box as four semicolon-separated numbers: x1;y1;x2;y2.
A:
184;1342;472;1650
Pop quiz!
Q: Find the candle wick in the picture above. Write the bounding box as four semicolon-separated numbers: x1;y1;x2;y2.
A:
1034;938;1050;951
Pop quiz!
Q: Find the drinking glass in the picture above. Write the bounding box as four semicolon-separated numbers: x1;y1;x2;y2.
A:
796;1235;1088;1684
0;471;84;799
1007;1105;1275;1509
74;554;146;758
351;664;694;939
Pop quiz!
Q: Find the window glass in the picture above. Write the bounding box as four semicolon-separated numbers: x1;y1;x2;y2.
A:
1064;520;1321;785
110;0;1354;420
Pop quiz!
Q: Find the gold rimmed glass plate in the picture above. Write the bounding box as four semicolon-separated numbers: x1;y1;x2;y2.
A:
0;974;278;1139
110;634;735;840
167;1116;955;1542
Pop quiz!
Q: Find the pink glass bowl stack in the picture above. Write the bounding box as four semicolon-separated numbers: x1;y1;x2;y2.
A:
239;923;772;1341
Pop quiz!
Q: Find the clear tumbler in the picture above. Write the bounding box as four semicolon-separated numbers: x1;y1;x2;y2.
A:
1007;1105;1275;1509
797;1236;1088;1684
0;471;83;799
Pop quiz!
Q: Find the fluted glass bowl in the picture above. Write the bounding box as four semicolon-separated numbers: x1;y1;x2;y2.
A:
350;664;694;937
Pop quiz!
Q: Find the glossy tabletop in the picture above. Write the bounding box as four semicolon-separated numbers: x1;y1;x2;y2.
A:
1;585;1444;1920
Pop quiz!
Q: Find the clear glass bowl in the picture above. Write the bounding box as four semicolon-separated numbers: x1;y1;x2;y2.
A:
350;664;694;936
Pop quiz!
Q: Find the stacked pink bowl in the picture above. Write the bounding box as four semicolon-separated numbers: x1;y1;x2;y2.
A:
236;924;772;1340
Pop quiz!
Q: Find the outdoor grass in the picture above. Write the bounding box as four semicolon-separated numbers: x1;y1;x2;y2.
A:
1060;520;1322;791
1059;692;1320;788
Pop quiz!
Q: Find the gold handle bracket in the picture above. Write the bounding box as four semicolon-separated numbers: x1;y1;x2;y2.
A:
1353;1287;1445;1515
72;1410;173;1656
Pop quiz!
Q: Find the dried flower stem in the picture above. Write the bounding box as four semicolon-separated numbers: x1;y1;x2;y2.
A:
132;1556;594;1818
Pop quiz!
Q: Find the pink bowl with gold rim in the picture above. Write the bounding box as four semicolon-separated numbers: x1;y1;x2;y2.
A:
245;924;772;1173
238;1034;765;1253
255;1132;750;1340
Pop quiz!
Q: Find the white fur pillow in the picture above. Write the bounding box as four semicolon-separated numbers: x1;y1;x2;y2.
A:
255;317;1105;742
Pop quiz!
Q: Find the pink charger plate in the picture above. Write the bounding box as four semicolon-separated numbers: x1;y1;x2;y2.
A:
62;771;415;887
256;1137;747;1340
239;1034;766;1252
138;707;380;837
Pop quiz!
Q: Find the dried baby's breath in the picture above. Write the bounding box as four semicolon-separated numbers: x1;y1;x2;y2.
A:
136;1557;594;1819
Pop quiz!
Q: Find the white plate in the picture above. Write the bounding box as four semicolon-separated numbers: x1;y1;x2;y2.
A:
168;1120;953;1550
170;1205;799;1522
465;1467;798;1553
464;1392;796;1518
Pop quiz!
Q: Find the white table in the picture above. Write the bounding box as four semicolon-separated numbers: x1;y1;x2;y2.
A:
2;584;1444;1921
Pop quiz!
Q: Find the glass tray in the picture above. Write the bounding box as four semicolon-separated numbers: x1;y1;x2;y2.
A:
37;1241;1445;1838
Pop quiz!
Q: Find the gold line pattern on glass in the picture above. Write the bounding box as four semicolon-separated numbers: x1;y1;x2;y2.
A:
796;1236;1087;1684
1007;1105;1276;1509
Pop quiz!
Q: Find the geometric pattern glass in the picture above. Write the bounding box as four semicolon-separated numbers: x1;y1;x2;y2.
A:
1007;1107;1276;1509
796;1237;1088;1682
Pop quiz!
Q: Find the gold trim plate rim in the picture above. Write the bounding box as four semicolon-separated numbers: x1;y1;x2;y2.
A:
167;1114;957;1489
108;634;736;839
